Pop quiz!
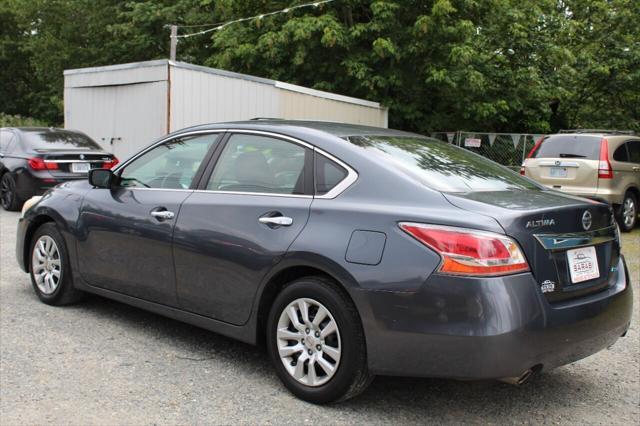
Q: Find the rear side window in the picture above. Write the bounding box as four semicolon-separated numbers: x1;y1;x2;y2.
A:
627;141;640;163
613;144;629;162
346;135;539;192
207;134;308;195
315;154;347;196
533;135;601;160
22;130;101;151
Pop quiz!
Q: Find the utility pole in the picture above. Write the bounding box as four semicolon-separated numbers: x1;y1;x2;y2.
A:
169;25;177;61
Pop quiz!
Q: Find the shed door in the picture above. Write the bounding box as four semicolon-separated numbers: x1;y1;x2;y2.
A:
66;81;167;162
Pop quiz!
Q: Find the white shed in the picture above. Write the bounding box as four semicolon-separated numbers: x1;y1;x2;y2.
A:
64;60;388;160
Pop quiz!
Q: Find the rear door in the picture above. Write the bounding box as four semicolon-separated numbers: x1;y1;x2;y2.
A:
526;135;601;196
173;131;313;325
77;132;221;305
612;140;640;197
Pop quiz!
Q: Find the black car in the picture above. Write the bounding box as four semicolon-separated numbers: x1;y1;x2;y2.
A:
16;121;632;404
0;127;118;211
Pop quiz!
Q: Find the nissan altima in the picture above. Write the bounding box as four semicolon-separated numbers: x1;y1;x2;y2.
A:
16;121;633;404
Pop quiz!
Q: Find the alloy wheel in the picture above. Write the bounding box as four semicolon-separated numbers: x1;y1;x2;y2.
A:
31;235;62;295
623;197;636;229
0;175;14;209
276;298;341;387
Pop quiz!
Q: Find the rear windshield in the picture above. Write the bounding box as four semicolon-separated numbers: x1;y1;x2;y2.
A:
534;135;601;160
21;130;101;151
345;135;540;192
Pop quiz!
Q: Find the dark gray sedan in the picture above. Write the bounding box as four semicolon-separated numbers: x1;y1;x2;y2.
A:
15;121;633;403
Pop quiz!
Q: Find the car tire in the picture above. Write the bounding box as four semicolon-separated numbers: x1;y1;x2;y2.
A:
616;192;637;232
266;275;372;404
0;172;21;211
29;223;84;305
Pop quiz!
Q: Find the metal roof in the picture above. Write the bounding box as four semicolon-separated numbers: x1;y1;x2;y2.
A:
64;60;383;109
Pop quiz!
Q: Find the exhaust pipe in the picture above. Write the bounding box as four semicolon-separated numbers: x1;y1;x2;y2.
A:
499;369;534;386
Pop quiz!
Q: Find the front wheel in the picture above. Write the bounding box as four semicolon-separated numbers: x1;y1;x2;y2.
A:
616;192;637;232
266;276;372;404
29;223;84;305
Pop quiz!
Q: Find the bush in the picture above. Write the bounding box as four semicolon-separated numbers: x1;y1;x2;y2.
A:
0;113;49;127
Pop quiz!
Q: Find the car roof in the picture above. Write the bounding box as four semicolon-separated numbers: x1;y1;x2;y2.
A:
181;120;424;139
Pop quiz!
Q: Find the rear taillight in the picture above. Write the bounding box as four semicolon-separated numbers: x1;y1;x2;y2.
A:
400;223;530;277
519;163;525;175
28;158;58;171
526;136;545;159
102;157;119;169
598;138;613;179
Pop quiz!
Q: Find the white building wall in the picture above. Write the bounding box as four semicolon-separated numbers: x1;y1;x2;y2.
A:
169;65;280;131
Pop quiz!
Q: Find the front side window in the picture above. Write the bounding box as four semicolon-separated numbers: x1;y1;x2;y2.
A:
346;135;540;192
207;134;308;195
119;133;219;189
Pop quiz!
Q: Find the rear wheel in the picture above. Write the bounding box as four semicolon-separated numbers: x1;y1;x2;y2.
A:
266;276;372;404
29;223;84;305
0;173;20;211
616;192;637;232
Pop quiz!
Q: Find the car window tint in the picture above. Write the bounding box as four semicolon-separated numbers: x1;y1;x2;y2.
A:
613;144;629;162
120;134;218;189
533;135;601;160
315;154;347;196
628;141;640;164
346;135;540;192
207;134;307;195
22;130;102;151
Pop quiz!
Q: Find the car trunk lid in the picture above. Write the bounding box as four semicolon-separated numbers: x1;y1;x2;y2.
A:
444;190;619;303
37;150;115;177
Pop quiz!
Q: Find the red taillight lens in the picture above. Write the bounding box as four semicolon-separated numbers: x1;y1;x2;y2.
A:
598;138;613;179
519;163;525;175
526;136;545;159
102;157;119;169
28;158;58;170
400;223;530;276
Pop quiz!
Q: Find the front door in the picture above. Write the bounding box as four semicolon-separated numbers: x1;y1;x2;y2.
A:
77;132;221;305
173;132;313;325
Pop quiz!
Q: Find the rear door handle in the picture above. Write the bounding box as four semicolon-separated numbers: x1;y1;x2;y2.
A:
259;216;293;227
150;210;175;221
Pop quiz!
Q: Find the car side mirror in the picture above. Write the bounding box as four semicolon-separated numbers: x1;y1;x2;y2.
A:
88;169;114;188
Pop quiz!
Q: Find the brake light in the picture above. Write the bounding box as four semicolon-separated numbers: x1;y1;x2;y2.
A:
400;223;530;276
28;158;58;170
102;157;119;169
526;136;545;159
598;138;613;179
519;163;525;175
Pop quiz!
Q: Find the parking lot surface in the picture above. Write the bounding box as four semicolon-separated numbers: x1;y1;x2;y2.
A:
1;208;638;425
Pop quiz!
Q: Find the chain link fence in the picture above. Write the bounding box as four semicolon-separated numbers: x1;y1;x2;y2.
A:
431;132;543;172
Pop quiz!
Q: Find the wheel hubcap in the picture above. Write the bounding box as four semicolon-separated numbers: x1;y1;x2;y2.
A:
276;298;341;387
32;236;62;295
623;198;636;228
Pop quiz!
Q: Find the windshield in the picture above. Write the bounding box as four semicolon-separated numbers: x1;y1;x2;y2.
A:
21;130;102;151
346;135;540;192
534;135;601;160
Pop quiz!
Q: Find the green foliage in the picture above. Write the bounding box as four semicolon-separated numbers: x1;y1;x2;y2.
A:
0;113;48;127
1;0;638;133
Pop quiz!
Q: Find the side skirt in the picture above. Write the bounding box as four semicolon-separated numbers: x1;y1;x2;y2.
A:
74;280;257;345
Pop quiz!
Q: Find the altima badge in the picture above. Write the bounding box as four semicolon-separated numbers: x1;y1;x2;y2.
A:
582;211;592;231
526;218;556;228
540;280;555;293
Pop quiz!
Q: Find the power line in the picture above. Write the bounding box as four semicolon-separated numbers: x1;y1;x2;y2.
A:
172;0;336;39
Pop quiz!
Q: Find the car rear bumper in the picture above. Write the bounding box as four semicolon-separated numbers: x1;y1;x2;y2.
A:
541;185;623;206
15;170;85;201
354;256;632;379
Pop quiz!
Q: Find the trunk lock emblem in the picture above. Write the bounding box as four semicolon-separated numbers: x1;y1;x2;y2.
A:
582;211;592;230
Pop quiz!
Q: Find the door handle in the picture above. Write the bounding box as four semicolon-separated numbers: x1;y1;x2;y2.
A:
259;216;293;227
633;166;640;172
150;210;175;220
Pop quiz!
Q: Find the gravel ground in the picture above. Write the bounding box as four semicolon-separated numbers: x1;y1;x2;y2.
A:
1;208;638;425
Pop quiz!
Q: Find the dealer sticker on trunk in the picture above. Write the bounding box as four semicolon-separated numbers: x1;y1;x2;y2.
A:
567;246;600;283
